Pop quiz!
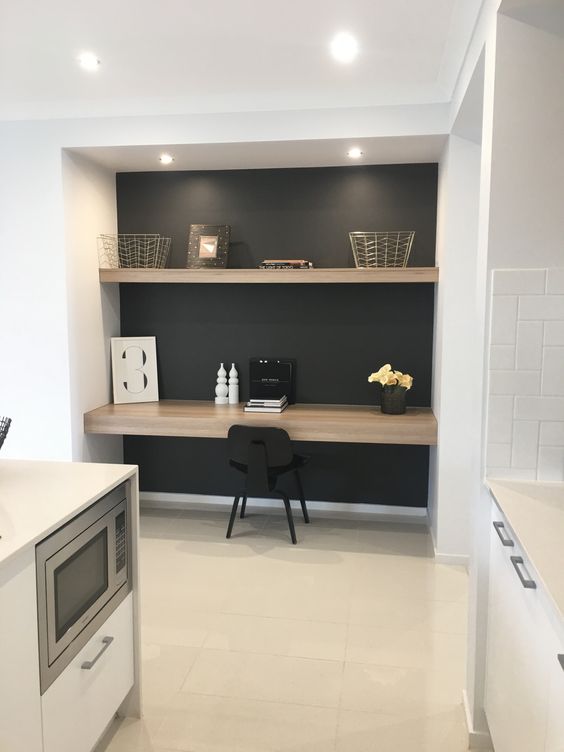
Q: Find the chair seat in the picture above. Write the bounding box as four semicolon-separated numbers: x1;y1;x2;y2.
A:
226;425;310;544
229;453;308;477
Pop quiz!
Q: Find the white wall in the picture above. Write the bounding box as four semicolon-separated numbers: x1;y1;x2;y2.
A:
430;134;482;560
0;126;72;459
462;17;499;739
488;14;564;269
62;151;122;463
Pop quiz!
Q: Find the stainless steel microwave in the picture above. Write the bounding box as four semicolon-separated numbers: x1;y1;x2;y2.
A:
36;482;131;694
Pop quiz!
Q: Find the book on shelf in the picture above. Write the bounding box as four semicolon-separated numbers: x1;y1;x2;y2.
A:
247;396;288;407
244;403;288;413
258;259;313;270
249;359;296;404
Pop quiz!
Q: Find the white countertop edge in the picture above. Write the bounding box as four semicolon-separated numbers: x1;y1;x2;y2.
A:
0;460;138;569
486;477;564;631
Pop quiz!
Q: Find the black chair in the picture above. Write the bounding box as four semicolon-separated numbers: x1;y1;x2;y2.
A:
226;425;310;544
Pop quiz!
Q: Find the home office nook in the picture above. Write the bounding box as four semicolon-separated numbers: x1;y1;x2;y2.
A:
85;163;439;511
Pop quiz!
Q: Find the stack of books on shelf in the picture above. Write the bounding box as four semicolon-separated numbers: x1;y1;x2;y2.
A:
244;396;288;413
258;259;313;269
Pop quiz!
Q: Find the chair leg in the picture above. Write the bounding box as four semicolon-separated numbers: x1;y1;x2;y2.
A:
226;496;240;539
240;496;247;519
280;492;297;544
294;470;310;523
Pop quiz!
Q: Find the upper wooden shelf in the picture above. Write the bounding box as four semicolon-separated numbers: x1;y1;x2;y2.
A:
84;400;437;446
98;267;439;284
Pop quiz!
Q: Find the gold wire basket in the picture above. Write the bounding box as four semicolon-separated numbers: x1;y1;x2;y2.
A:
349;231;415;268
97;234;172;269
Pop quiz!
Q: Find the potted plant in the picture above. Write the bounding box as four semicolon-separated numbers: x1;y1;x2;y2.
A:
368;364;413;414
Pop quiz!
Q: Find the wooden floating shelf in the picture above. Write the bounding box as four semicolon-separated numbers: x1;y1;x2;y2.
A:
84;400;438;446
99;267;439;284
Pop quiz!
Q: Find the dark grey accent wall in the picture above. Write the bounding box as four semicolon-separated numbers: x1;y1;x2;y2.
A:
116;164;437;269
117;163;437;507
124;437;429;508
119;283;434;406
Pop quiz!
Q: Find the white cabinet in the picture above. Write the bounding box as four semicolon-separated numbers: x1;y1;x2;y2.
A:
546;645;564;752
485;502;564;752
0;549;43;752
42;593;134;752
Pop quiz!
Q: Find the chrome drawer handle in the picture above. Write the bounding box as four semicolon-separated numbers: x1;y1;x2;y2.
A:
558;655;564;672
493;521;514;547
81;636;114;670
510;556;536;589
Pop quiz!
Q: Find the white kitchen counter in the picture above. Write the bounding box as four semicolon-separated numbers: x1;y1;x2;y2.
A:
487;478;564;626
0;459;137;567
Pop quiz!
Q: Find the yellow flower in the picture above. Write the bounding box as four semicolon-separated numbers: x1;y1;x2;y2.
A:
368;364;391;383
368;364;412;389
397;373;413;389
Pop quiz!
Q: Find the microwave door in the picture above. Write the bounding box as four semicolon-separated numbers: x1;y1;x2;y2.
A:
45;513;111;664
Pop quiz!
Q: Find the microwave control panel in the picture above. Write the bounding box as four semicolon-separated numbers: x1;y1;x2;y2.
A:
115;509;127;574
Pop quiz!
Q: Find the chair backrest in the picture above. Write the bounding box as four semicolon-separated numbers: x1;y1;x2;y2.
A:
227;425;293;467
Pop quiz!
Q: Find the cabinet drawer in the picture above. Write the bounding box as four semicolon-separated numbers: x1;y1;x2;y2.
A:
546;637;564;752
485;501;564;752
485;505;549;752
42;593;134;752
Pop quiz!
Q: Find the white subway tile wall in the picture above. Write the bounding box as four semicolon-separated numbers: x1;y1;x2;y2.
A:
487;269;564;481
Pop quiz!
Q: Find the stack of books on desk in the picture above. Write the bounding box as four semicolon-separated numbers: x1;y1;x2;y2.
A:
244;396;288;413
258;259;313;269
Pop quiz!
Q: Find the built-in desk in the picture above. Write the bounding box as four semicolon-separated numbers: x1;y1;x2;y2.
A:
84;400;437;446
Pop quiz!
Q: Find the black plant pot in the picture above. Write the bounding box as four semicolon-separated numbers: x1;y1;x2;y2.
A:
380;387;407;415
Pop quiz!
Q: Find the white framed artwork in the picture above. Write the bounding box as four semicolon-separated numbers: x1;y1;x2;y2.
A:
111;336;159;404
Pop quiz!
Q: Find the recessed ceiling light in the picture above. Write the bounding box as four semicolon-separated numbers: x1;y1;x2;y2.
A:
330;32;359;64
347;148;364;159
78;52;100;71
159;153;174;165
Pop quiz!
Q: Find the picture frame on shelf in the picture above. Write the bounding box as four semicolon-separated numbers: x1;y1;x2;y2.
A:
110;336;159;404
186;224;230;268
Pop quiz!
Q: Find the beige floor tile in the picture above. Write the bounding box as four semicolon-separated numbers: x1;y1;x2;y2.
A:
97;716;162;752
263;515;361;552
142;644;200;708
142;582;227;619
154;692;339;752
346;623;467;671
349;594;468;633
140;544;239;603
355;522;434;557
174;510;270;544
351;555;468;603
341;661;464;715
182;648;343;708
141;606;219;648
336;707;469;752
140;510;182;539
98;509;468;752
221;579;352;623
203;612;348;661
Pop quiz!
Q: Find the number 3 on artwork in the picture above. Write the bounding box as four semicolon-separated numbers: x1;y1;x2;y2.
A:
122;345;148;394
111;336;159;404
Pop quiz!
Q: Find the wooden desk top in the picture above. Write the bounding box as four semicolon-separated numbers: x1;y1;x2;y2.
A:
84;400;437;446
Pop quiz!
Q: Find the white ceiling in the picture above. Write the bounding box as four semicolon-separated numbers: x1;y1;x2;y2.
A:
70;135;447;173
0;0;484;121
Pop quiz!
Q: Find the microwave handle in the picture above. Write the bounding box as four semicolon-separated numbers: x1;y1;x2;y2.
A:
81;635;114;670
